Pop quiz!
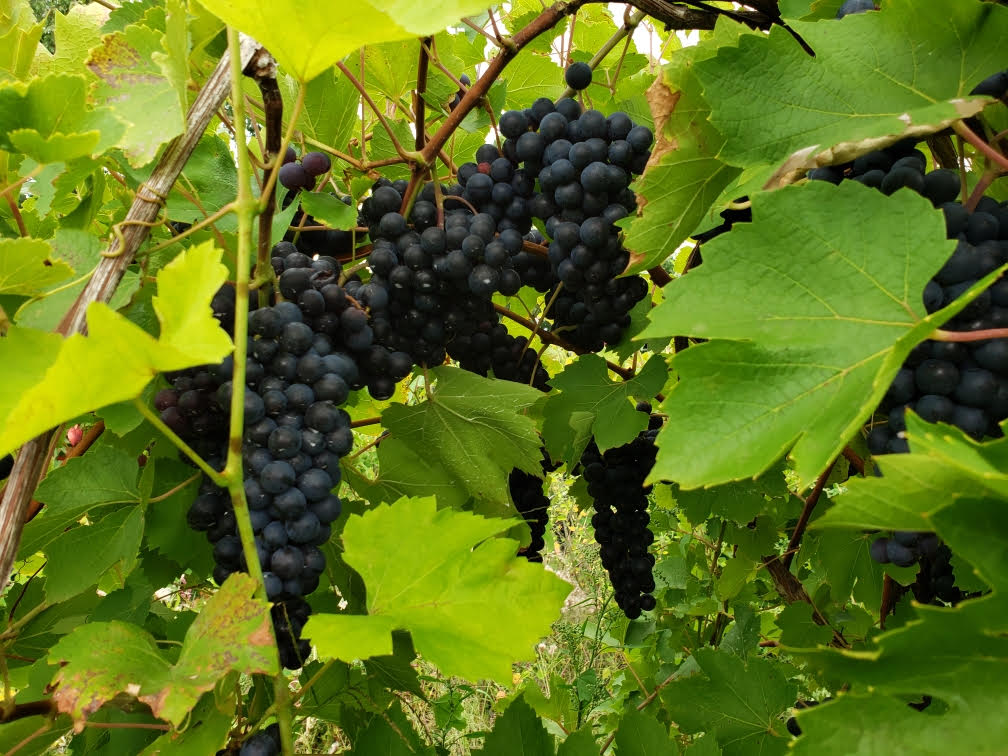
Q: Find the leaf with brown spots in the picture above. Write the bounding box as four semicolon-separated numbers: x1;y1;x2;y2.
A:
49;574;275;730
85;23;186;166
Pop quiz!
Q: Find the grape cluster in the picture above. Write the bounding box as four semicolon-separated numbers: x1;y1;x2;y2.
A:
278;148;331;192
509;468;549;562
158;243;420;667
870;532;961;604
807;140;1008;600
808;140;1008;451
580;405;660;619
361;180;526;368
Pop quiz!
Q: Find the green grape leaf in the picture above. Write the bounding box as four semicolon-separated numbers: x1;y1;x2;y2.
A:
354;709;433;755
86;22;186;166
43;506;144;603
808;528;884;608
0;0;44;81
0;242;232;458
541;354;667;466
0;237;74;295
42;4;109;78
774;603;834;648
791;416;1008;753
558;727;600;756
695;0;1007;184
815;412;1008;531
49;574;274;729
381;367;543;509
161;134;239;229
197;0;497;83
0;74;125;162
501;47;564;107
613;709;680;755
152;241;233;366
661;649;795;755
669;462;791;525
622;44;741;275
299;191;357;231
343;437;470;513
21;444;141;558
137;691;233;756
49;621;172;730
477;694;554;756
640;181;994;490
790;694;1004;756
305;496;571;685
296;69;360;150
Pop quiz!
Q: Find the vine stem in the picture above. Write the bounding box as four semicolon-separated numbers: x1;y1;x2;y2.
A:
226;28;295;756
932;327;1008;342
558;8;646;99
134;400;227;485
415;37;432;151
0;38;263;592
782;458;837;570
336;61;420;165
951;119;1008;171
598;670;678;754
493;303;634;379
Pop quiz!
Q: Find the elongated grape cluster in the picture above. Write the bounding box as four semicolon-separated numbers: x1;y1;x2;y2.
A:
509;468;549;562
581;407;660;619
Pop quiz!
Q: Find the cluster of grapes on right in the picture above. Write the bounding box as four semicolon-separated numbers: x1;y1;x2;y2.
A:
808;136;1008;604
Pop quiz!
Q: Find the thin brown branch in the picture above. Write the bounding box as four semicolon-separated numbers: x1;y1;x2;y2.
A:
493;303;634;379
4;194;27;237
0;699;56;723
336;62;416;163
782;458;837;570
415;37;433;152
952;119;1008;171
842;445;865;476
932;327;1008;342
648;266;672;287
245;47;282;301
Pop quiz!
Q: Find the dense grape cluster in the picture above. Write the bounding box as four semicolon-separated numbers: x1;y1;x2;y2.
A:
807;139;1008;599
580;405;660;619
158;244;419;668
361;179;526;368
454;67;653;350
808;140;1008;451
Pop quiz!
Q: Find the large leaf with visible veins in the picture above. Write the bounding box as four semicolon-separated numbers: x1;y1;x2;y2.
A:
305;496;571;685
640;181;1002;490
695;0;1007;186
381;367;543;511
